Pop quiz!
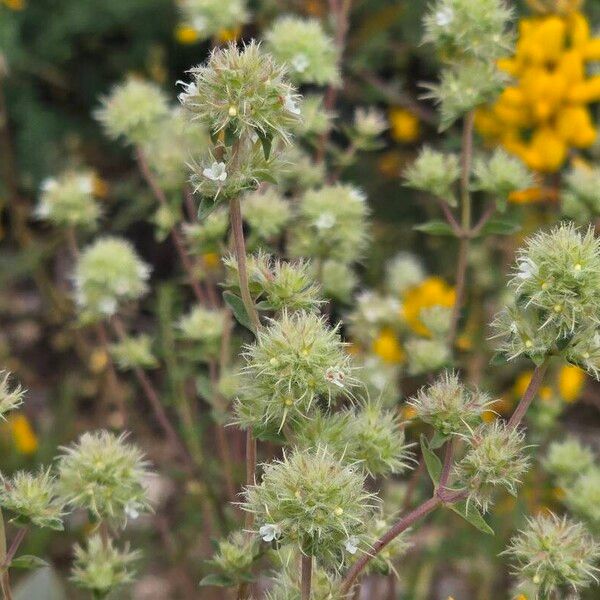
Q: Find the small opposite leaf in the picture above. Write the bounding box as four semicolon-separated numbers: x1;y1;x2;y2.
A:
420;434;442;486
199;573;234;587
10;556;49;570
477;219;520;236
197;197;221;221
223;291;254;331
449;501;494;535
257;130;273;160
414;221;456;237
429;431;448;450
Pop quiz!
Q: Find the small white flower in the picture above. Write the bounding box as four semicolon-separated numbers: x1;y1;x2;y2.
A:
78;175;94;194
203;162;228;182
98;297;118;315
435;6;454;27
345;536;359;554
125;502;140;520
259;523;281;542
284;94;301;115
192;16;208;32
291;53;310;73
516;258;538;280
41;178;57;192
315;212;336;230
325;367;346;388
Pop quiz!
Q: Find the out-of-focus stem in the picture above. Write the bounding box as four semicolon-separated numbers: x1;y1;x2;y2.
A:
301;554;313;600
507;360;549;430
448;111;475;344
135;147;209;305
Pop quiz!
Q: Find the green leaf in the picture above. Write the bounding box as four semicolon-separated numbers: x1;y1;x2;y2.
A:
448;501;494;535
195;374;213;403
429;431;448;450
197;196;221;221
10;556;49;570
477;219;521;236
420;435;442;486
413;221;456;236
256;130;273;160
199;573;234;587
224;124;238;147
223;291;253;331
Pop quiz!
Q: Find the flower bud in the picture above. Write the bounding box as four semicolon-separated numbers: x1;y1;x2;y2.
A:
109;335;158;371
0;371;25;419
405;338;451;376
177;305;227;359
71;534;140;597
404;147;460;205
242;188;291;243
203;531;260;587
544;437;595;484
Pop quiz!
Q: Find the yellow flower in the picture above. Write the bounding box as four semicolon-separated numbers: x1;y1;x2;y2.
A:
477;10;600;174
557;365;586;402
2;0;25;10
217;26;241;43
8;414;38;455
514;370;534;397
89;348;108;374
388;107;420;143
372;328;405;364
175;25;200;45
402;277;455;337
202;252;221;270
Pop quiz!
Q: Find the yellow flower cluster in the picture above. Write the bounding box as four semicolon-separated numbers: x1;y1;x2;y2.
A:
371;277;455;364
4;413;38;455
388;107;420;144
476;10;600;173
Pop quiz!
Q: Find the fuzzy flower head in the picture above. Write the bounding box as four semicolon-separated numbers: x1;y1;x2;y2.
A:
57;431;152;528
386;252;425;295
235;311;354;432
424;62;507;130
36;171;100;229
472;149;533;211
544;437;595;484
179;41;300;145
177;305;227;359
109;335;158;371
295;400;413;478
178;0;249;42
264;16;339;87
353;107;388;139
564;467;600;528
242;188;291;243
73;237;150;317
183;208;228;255
562;165;600;223
0;371;25;420
288;184;369;264
423;0;514;63
95;78;169;145
409;372;490;436
404;147;461;206
317;260;357;304
455;421;530;513
495;224;600;373
504;513;600;599
71;535;140;597
405;338;452;375
292;94;333;138
203;531;260;587
244;447;374;569
73;237;150;320
224;252;322;312
142;108;208;192
0;468;65;530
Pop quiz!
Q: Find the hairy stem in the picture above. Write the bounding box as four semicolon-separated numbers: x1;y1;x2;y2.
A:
507;360;549;430
340;357;550;593
339;496;442;595
301;554;313;600
229;196;261;332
